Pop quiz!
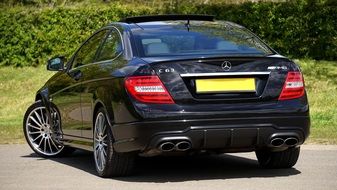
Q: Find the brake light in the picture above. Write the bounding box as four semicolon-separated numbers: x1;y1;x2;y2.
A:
125;76;174;104
278;72;305;100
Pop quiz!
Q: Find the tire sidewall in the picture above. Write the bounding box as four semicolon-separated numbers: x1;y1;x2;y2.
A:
94;107;114;177
23;101;65;157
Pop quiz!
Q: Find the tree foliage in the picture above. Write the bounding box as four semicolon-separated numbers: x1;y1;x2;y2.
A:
0;0;336;66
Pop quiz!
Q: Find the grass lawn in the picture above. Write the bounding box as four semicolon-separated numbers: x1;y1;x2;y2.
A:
295;59;337;144
0;66;53;143
0;59;336;144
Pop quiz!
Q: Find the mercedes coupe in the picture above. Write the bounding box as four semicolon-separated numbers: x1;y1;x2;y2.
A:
23;15;310;177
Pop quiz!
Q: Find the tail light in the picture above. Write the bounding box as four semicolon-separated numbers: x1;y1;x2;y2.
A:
125;76;174;104
278;72;305;100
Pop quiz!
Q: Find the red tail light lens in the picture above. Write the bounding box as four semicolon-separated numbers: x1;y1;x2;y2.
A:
125;76;174;104
278;72;305;100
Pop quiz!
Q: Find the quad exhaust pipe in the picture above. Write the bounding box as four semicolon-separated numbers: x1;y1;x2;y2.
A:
270;138;285;147
159;142;175;152
270;136;299;147
158;140;192;152
176;141;192;151
284;137;299;146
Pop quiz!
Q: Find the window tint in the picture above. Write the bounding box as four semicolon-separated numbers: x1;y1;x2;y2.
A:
133;21;274;57
72;30;108;68
96;29;123;62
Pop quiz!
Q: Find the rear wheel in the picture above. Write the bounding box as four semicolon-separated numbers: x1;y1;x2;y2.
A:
93;107;135;177
255;147;300;168
23;101;74;157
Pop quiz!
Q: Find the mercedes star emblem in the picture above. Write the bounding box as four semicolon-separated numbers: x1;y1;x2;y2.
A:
221;61;232;71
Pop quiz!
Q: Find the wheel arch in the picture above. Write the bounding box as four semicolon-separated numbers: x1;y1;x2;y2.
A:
35;93;42;101
93;100;105;123
92;99;115;134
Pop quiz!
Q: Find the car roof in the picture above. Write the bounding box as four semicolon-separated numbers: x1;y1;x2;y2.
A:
109;15;245;32
120;14;214;23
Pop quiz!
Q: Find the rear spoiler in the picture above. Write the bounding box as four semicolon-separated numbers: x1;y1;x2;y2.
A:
121;14;214;23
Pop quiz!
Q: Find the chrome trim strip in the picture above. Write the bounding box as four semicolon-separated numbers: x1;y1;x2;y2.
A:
180;72;270;77
68;26;124;72
67;52;122;71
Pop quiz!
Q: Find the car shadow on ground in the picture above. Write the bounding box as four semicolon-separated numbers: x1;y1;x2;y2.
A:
23;150;301;182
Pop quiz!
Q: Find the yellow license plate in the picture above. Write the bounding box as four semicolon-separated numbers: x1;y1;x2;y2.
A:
195;78;256;93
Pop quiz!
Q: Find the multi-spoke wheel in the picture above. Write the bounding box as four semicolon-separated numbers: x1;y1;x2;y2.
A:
93;107;135;177
23;101;73;157
94;112;108;172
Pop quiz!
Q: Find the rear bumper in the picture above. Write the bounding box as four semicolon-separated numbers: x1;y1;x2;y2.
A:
112;115;310;154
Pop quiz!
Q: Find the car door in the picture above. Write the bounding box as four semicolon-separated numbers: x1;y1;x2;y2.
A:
81;28;124;139
51;29;109;140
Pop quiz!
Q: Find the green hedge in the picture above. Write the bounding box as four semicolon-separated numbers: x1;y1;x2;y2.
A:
176;0;337;61
0;4;156;66
0;0;336;66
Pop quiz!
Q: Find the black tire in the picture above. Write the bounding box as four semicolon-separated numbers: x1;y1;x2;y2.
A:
93;107;135;178
256;147;300;168
23;101;75;158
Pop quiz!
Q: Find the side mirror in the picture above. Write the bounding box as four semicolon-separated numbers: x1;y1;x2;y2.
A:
47;56;66;71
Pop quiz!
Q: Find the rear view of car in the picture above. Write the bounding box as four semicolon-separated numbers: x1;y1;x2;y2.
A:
117;15;310;168
23;15;310;178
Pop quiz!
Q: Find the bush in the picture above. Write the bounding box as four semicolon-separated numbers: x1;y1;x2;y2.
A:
0;0;336;67
0;3;156;66
174;0;337;60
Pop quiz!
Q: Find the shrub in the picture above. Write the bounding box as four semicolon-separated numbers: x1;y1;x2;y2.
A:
0;0;336;67
174;0;337;60
0;4;156;66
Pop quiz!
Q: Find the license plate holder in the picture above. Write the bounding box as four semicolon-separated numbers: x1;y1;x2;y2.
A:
195;78;256;93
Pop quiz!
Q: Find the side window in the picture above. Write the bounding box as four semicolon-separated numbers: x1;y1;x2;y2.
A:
96;29;123;62
72;30;108;69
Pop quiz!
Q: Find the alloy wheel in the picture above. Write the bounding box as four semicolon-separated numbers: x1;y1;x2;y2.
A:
25;106;64;156
94;112;108;172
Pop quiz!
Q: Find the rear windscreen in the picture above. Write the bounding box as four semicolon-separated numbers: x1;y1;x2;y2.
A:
133;21;274;57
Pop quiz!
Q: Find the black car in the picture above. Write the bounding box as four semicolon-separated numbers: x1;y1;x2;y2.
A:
23;15;310;177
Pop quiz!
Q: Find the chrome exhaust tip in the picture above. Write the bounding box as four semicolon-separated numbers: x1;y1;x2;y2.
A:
159;142;175;152
284;137;299;146
270;138;285;147
175;141;191;151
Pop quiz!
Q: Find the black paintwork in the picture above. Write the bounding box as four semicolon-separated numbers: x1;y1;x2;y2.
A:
35;19;310;154
121;14;214;23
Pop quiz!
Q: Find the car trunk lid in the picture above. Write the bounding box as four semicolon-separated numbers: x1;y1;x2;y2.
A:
144;56;298;104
